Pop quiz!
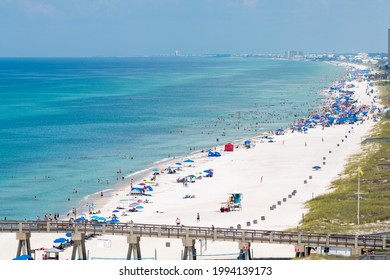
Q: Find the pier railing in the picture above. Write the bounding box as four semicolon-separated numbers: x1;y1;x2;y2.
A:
0;221;388;250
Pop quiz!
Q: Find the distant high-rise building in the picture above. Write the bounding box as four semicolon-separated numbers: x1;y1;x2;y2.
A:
285;50;296;59
388;28;390;66
285;50;303;59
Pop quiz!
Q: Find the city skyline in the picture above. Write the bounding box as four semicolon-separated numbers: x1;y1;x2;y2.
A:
0;0;389;57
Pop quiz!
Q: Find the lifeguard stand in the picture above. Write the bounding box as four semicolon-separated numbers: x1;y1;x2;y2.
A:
228;192;242;210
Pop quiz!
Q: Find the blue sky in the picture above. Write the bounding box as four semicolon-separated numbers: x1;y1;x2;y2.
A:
0;0;389;57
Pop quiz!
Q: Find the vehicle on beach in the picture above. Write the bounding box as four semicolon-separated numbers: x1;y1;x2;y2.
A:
220;202;231;212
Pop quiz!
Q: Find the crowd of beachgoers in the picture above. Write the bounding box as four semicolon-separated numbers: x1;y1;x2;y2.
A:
2;63;387;260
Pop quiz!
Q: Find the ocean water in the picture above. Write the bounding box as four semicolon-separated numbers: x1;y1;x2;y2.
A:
0;57;345;220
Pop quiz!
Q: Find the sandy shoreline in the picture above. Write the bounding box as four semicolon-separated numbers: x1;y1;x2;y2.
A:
0;63;385;260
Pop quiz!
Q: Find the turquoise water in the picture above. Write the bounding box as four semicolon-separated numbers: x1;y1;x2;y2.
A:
0;57;345;220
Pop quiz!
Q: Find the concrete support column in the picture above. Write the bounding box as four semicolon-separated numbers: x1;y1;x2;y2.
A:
238;241;251;260
182;239;196;260
351;247;361;256
16;232;31;258
127;236;141;260
213;228;217;241
71;232;87;260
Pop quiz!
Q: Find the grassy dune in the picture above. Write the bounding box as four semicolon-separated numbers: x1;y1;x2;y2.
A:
296;83;390;234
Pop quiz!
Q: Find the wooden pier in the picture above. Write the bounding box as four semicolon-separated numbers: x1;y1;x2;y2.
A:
1;221;389;260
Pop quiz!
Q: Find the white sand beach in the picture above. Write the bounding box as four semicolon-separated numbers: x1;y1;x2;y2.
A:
0;65;385;260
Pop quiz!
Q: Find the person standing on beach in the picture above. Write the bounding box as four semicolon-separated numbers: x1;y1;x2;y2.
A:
176;218;181;226
197;213;200;222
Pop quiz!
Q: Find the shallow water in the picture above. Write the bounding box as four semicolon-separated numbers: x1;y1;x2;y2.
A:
0;57;345;220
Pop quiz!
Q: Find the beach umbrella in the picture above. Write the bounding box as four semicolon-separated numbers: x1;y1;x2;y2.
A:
138;182;146;186
13;254;32;260
75;217;87;222
112;209;120;213
152;168;159;172
203;170;213;174
312;166;322;170
53;237;67;244
136;205;144;209
109;219;120;224
184;159;194;163
129;202;139;207
65;232;72;238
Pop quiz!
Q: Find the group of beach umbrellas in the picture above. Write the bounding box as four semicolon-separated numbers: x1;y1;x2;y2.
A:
291;75;373;133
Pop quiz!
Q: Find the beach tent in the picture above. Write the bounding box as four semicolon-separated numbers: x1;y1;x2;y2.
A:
214;151;221;157
13;254;32;260
244;140;251;148
130;188;143;195
208;151;215;157
224;143;234;152
53;237;67;244
275;129;284;135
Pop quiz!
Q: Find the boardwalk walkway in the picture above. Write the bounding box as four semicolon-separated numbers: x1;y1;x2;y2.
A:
1;221;389;260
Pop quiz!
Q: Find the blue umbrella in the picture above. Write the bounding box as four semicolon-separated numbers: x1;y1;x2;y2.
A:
13;254;32;260
203;169;213;174
65;232;72;238
184;159;194;163
136;205;144;209
75;217;87;222
54;237;67;243
109;219;120;224
112;209;120;213
312;166;321;170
